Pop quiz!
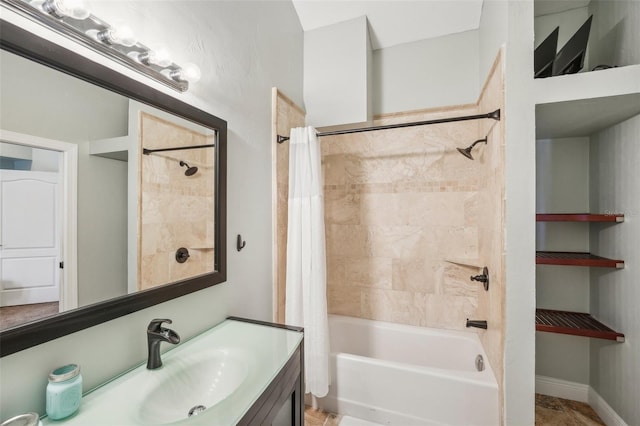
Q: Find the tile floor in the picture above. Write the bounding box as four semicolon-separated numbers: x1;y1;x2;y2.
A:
535;394;605;426
305;394;606;426
304;406;340;426
0;302;58;331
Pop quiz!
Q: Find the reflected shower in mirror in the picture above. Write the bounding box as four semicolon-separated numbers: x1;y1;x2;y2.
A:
0;21;226;355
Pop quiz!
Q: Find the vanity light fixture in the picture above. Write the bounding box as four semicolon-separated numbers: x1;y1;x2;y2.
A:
3;0;201;92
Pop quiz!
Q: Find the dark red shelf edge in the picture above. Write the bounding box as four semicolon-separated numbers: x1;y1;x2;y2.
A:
538;325;620;340
535;309;625;342
536;253;624;268
536;323;624;341
536;213;624;222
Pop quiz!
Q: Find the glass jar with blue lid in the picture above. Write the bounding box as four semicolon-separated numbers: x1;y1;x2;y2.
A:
46;364;82;420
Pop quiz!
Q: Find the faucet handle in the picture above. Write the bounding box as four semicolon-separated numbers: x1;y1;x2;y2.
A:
148;318;173;333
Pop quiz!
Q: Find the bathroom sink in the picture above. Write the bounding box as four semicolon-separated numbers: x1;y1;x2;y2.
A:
137;349;250;425
40;319;303;426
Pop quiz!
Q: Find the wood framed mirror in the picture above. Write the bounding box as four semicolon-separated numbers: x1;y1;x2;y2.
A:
0;20;227;356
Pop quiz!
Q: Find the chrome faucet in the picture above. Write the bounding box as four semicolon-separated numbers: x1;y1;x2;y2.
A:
147;318;180;370
466;319;488;329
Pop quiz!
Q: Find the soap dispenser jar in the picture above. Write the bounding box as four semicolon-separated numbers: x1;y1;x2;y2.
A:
46;364;82;420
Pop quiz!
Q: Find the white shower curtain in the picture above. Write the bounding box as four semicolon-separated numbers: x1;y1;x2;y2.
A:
285;126;330;398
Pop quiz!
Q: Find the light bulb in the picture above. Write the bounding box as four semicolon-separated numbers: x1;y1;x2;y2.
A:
134;50;154;65
95;24;137;47
180;62;202;83
109;24;137;47
43;0;90;19
152;47;172;67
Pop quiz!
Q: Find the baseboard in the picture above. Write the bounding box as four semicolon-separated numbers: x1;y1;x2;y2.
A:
535;375;629;426
588;388;628;426
535;375;589;402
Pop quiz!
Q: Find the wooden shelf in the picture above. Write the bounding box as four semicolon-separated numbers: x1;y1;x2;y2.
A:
536;213;624;223
536;251;624;268
536;309;625;342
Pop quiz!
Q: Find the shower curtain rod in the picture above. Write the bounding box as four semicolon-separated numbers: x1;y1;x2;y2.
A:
142;143;216;155
276;109;500;144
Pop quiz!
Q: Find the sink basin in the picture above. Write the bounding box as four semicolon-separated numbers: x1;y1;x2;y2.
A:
137;349;249;425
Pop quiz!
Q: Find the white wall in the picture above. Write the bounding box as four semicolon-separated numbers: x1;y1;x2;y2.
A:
0;144;59;172
479;0;536;424
589;0;640;69
0;0;303;419
587;3;639;423
0;142;32;160
589;113;640;425
372;30;479;115
304;16;371;127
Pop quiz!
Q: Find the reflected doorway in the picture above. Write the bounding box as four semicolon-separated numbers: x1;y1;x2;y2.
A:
0;131;78;330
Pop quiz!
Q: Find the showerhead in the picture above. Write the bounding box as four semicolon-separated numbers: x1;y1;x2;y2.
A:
457;138;488;161
457;146;475;160
179;161;198;176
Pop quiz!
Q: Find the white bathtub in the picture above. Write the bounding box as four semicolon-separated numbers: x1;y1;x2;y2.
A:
316;315;499;425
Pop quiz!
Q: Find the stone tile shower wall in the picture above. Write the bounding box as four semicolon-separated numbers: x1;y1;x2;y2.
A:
475;50;505;418
323;105;485;329
272;88;306;323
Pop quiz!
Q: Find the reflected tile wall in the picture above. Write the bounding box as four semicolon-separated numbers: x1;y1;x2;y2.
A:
139;112;215;290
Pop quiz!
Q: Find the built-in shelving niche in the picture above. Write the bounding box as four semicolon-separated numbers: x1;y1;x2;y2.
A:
535;213;626;342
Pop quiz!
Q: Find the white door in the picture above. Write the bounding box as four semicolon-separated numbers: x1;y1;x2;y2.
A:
0;170;62;306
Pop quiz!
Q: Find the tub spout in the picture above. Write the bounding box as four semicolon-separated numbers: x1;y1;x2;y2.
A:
466;319;487;329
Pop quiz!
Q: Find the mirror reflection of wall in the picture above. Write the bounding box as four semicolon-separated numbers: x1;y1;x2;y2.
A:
1;49;129;327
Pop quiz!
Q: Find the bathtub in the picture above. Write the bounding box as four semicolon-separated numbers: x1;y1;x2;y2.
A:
316;315;499;425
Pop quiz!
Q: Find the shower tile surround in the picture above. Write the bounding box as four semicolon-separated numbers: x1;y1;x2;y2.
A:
272;88;306;323
274;51;505;419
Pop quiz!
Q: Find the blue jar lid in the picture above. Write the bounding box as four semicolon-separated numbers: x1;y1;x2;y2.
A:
48;364;80;382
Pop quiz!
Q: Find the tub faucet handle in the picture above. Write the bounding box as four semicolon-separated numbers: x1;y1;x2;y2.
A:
470;266;489;291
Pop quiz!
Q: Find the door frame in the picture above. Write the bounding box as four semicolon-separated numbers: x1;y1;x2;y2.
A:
1;129;78;311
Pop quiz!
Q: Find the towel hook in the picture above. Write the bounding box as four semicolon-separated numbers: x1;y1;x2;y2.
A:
236;234;246;252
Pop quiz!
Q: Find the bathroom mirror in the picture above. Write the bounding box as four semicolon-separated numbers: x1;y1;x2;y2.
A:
0;21;227;356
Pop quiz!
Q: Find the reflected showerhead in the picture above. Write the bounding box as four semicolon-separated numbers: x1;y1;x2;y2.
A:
179;161;198;176
457;138;488;161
